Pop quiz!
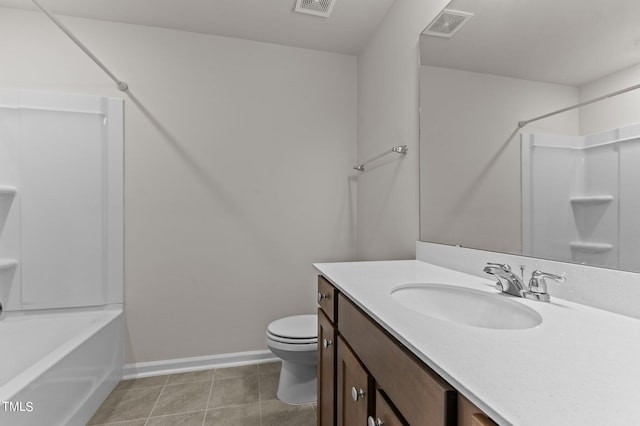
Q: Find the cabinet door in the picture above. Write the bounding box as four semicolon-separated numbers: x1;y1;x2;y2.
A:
368;389;408;426
318;309;336;426
337;336;371;426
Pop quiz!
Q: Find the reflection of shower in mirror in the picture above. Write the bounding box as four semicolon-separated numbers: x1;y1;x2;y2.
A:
522;123;640;271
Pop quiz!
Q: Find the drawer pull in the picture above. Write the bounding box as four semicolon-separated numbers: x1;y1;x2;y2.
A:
322;338;333;349
318;292;329;302
351;386;365;402
367;417;384;426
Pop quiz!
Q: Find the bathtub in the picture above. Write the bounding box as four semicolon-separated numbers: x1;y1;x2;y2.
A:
0;305;123;426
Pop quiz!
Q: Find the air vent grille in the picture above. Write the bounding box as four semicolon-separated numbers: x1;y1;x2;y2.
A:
423;9;474;38
294;0;336;18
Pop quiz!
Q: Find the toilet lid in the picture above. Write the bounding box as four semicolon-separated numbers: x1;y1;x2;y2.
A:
267;314;317;340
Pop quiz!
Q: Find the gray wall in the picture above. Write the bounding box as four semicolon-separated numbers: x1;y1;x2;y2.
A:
0;8;357;363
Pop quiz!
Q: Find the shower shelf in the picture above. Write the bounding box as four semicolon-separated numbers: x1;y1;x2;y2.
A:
0;186;17;198
569;242;613;253
0;259;18;271
569;195;613;205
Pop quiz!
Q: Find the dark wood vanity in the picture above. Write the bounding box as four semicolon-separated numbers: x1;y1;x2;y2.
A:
317;275;497;426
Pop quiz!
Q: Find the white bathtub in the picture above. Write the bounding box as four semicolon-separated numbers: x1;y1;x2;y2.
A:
0;306;123;426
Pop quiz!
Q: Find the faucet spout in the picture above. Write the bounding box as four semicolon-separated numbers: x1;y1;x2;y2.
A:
483;263;526;297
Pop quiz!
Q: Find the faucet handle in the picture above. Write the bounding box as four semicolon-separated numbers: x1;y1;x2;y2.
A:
527;270;566;302
486;262;511;272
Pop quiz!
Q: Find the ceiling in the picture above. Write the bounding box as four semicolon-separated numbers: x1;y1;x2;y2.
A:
0;0;395;55
420;0;640;86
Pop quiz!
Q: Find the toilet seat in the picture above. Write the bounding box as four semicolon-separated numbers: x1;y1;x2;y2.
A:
266;331;317;345
267;314;317;341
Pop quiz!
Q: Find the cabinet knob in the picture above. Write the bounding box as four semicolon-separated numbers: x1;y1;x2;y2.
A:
322;338;333;349
351;386;365;402
318;292;328;302
367;417;384;426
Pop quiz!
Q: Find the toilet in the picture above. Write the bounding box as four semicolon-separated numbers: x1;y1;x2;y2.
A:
266;314;318;405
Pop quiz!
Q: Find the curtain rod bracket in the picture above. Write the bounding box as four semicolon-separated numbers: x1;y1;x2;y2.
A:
354;145;408;172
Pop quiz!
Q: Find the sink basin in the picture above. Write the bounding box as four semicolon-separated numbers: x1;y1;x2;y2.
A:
391;283;542;330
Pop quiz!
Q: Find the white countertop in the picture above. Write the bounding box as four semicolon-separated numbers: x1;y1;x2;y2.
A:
314;260;640;426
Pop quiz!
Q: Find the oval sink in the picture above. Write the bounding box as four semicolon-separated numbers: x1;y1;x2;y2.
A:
391;283;542;330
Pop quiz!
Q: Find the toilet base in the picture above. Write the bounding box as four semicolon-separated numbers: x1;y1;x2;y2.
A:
276;359;317;405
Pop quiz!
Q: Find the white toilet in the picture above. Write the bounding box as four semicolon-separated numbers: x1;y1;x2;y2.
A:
266;314;318;405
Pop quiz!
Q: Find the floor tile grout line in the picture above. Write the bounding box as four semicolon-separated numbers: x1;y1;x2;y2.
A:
258;373;263;426
202;369;216;426
209;401;263;410
93;419;148;426
91;375;170;426
146;374;215;423
142;377;168;426
146;408;208;418
163;379;213;387
138;408;208;423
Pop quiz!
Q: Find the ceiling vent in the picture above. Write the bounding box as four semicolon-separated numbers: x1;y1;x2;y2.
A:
422;9;474;38
294;0;336;18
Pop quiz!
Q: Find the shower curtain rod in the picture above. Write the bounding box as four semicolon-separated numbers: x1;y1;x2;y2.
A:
31;0;129;91
518;81;640;128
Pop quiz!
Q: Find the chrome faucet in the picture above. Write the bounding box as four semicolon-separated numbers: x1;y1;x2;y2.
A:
483;263;526;297
483;263;565;302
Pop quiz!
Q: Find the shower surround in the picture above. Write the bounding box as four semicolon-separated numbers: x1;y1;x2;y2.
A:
0;89;124;425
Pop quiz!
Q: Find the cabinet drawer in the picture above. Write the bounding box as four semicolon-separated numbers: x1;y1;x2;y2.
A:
318;275;337;323
338;294;456;426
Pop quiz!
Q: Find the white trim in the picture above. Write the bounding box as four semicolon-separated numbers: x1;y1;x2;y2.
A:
123;349;279;379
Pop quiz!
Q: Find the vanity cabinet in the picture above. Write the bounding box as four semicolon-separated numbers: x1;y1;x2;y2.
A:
318;275;497;426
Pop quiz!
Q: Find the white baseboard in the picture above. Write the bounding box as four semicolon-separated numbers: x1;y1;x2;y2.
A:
123;349;279;379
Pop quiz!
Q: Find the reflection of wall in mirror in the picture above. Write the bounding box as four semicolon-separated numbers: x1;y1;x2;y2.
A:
580;63;640;135
419;65;578;253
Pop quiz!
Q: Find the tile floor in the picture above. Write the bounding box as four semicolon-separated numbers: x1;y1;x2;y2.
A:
89;362;316;426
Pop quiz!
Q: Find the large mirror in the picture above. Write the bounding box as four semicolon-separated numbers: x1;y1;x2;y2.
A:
419;0;640;272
